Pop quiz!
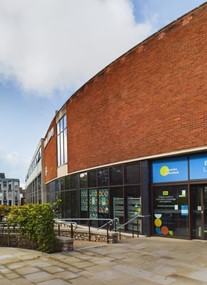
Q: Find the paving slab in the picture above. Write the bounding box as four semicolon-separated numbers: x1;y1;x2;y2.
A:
0;237;207;284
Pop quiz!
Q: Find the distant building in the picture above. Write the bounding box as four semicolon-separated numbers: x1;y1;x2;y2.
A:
0;173;21;206
25;139;46;204
20;187;26;205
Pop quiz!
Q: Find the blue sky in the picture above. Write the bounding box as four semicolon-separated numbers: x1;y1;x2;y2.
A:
0;0;205;187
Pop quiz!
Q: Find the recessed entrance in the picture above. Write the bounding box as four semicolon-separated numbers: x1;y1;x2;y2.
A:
191;185;207;239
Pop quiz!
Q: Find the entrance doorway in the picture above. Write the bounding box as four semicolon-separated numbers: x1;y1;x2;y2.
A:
191;185;207;239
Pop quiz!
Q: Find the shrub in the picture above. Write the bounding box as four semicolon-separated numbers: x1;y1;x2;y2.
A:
0;204;10;217
6;202;59;253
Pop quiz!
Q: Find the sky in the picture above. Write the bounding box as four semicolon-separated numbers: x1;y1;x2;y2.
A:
0;0;205;187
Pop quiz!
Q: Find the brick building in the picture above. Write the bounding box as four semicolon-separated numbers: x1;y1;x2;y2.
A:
26;3;207;239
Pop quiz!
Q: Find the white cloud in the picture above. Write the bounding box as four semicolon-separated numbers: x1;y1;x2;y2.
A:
0;146;29;187
132;0;205;32
0;0;153;96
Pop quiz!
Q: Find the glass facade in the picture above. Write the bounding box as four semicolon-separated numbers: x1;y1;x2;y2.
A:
46;175;78;219
46;162;146;233
152;153;207;240
26;174;42;204
44;152;207;239
110;166;123;185
153;185;189;238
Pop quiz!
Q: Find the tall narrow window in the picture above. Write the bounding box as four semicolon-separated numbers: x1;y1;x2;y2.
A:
57;114;68;166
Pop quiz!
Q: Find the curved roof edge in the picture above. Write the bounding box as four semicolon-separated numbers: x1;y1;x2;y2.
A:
57;2;207;113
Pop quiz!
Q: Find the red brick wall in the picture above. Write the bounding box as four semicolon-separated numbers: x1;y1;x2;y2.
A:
44;4;207;181
66;5;207;174
44;119;57;182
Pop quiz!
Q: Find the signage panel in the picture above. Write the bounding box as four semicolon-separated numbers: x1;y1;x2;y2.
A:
189;153;207;180
152;157;188;183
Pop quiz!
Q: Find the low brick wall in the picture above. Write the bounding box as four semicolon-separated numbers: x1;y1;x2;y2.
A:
54;226;119;244
0;225;118;252
0;233;35;249
0;233;74;253
56;236;74;251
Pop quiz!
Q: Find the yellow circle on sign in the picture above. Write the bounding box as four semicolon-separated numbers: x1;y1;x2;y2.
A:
154;218;162;227
160;166;169;176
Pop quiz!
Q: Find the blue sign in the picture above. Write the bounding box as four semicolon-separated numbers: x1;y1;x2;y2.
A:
189;154;207;180
152;157;188;183
181;205;188;216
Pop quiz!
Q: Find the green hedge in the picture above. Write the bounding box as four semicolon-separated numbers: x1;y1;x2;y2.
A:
5;202;60;253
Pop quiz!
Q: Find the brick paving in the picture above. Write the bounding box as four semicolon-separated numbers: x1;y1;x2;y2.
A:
0;237;207;284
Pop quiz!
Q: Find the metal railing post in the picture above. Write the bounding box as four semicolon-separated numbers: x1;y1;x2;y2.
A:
71;223;74;238
7;224;10;246
119;229;121;240
88;220;91;241
147;216;151;237
107;222;109;243
137;217;139;237
54;217;126;242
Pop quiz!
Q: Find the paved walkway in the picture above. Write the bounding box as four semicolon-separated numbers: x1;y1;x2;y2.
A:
0;237;207;284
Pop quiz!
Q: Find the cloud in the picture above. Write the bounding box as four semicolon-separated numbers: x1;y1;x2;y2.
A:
0;0;153;96
132;0;205;32
0;146;29;187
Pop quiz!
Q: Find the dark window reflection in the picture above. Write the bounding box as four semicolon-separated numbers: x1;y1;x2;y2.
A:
110;166;123;185
98;169;108;186
88;170;97;187
80;172;87;188
65;176;70;190
70;174;77;189
60;190;77;218
124;163;140;184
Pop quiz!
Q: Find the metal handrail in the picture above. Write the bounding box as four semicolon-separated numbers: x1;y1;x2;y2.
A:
55;218;115;229
97;217;119;231
56;218;113;221
54;218;119;243
116;214;150;231
54;219;77;230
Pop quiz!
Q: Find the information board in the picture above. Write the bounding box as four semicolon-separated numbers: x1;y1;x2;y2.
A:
152;157;188;183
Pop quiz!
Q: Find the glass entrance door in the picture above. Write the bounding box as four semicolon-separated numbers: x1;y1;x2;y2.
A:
191;185;207;239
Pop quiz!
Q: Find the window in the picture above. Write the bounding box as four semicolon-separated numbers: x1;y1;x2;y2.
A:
80;172;88;188
3;191;7;200
110;166;123;185
88;171;97;187
25;147;42;182
70;174;77;189
57;114;67;166
14;182;19;188
97;169;109;186
153;185;189;238
124;163;140;184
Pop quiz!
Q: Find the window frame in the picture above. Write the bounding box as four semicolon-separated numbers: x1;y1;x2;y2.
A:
57;114;68;167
